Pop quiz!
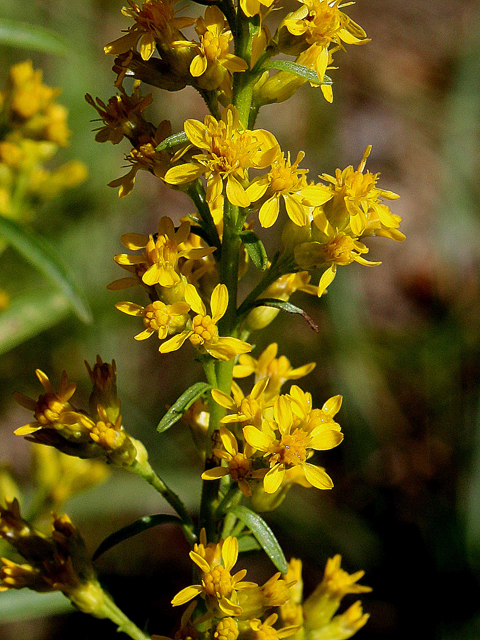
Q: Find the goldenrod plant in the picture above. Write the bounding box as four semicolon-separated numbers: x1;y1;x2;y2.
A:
2;1;406;638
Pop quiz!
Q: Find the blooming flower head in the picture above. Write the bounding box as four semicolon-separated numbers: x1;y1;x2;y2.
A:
249;613;300;640
201;425;265;497
159;283;252;361
233;343;316;398
116;298;190;343
243;394;343;493
104;0;195;61
164;106;278;208
318;146;402;238
171;535;257;617
85;81;154;146
113;216;215;289
212;377;274;429
247;150;332;228
108;119;172;197
173;6;248;93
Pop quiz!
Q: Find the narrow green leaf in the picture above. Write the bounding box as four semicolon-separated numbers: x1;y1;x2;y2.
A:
93;514;182;560
230;505;288;573
155;131;189;152
157;381;211;433
0;590;73;623
238;535;261;553
243;298;319;332
0;19;70;56
0;216;92;323
264;60;332;86
0;288;70;355
239;230;268;271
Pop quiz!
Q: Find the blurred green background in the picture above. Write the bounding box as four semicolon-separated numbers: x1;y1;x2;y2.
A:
1;0;480;638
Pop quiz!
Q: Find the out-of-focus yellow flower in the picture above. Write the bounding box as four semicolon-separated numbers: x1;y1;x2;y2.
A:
159;283;252;361
164;106;278;208
303;555;372;634
0;499;107;615
233;343;316;397
171;535;257;616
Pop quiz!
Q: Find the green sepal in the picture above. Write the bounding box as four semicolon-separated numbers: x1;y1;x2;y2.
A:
0;18;70;56
229;504;288;573
263;60;332;86
157;381;211;433
155;131;189;152
0;216;92;323
93;514;182;560
239;229;268;271
240;297;319;332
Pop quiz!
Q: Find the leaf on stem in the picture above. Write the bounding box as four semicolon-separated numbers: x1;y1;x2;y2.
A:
239;229;268;271
93;514;183;560
263;60;332;86
241;298;319;332
229;505;288;573
157;381;212;433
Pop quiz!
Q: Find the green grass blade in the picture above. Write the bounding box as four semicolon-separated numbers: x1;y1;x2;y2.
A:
0;216;92;323
0;19;70;56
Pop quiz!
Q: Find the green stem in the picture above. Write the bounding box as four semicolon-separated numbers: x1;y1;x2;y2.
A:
129;460;196;545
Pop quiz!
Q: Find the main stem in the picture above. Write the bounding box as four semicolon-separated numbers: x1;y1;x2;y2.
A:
198;10;257;540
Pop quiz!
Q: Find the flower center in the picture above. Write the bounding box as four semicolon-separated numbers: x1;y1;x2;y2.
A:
190;314;217;346
203;565;234;598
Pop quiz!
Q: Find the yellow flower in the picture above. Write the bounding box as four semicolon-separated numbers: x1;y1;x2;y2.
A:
159;283;252;361
113;216;214;289
247;150;332;228
249;613;300;640
214;617;239;640
0;501;110;616
233;343;316;397
240;0;275;18
318;146;402;238
212;378;274;429
303;555;371;633
108;120;172;197
171;535;257;616
104;0;195;62
164;106;278;208
201;426;265;497
243;394;343;493
115;299;191;342
85;81;154;145
13;369;77;436
173;6;248;92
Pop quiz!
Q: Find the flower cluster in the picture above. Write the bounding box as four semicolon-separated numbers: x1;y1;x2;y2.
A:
0;60;87;221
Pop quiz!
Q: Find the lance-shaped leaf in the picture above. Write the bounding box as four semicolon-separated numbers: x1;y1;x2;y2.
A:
230;505;288;574
157;382;211;433
239;229;268;271
155;131;189;152
263;60;332;86
0;216;92;323
0;19;70;56
0;288;71;355
240;298;319;332
93;514;182;560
